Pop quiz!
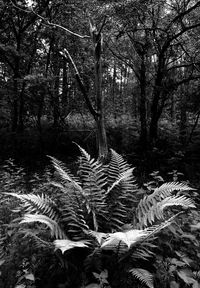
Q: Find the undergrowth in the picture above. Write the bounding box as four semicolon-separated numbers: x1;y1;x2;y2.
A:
0;145;199;288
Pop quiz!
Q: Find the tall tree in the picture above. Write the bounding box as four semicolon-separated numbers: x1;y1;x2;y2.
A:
107;0;200;143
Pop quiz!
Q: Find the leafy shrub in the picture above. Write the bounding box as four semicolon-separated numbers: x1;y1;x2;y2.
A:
2;145;197;288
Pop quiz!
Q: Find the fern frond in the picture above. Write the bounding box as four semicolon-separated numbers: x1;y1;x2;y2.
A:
0;232;6;260
108;149;131;183
6;193;60;222
119;214;181;262
21;230;53;250
48;156;82;192
54;239;90;253
136;194;195;227
150;182;194;201
87;230;109;245
131;246;155;261
77;144;107;190
101;229;149;250
106;150;137;231
20;214;66;239
106;168;134;194
57;188;89;239
130;268;154;288
76;144;108;230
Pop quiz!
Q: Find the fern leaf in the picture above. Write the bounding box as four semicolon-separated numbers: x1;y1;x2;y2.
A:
101;229;148;250
87;230;108;245
48;156;82;192
130;268;154;288
151;182;194;201
106;150;137;230
58;191;89;239
108;149;131;182
131;246;155;261
136;181;195;228
6;192;61;222
22;230;53;250
20;214;66;239
54;239;90;253
76;144;108;230
106;168;134;194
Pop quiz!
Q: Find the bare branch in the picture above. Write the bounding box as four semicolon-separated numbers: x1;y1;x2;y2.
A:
60;49;98;119
166;1;200;31
162;22;200;54
10;0;90;39
167;62;200;72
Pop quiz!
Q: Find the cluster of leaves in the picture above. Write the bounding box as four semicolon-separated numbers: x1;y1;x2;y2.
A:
0;159;53;288
140;170;200;288
0;145;198;288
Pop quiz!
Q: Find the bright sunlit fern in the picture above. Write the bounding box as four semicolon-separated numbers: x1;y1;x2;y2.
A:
6;145;196;288
106;149;137;230
130;268;154;288
136;182;195;228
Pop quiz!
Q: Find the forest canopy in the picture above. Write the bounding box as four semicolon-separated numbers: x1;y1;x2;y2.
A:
0;0;200;160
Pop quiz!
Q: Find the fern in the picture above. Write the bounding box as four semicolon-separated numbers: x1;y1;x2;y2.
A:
5;145;196;288
136;183;195;228
48;156;82;192
149;182;194;201
21;230;54;250
20;214;66;239
130;268;154;288
106;150;137;230
5;192;61;222
54;239;90;253
76;144;108;231
55;185;89;239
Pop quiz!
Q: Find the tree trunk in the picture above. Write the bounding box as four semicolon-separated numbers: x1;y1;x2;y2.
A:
149;55;165;143
96;114;108;162
62;19;108;161
18;82;26;132
12;96;18;132
179;84;188;145
62;58;69;116
171;93;176;122
12;72;19;132
53;53;60;127
112;61;117;118
91;20;108;161
139;54;147;146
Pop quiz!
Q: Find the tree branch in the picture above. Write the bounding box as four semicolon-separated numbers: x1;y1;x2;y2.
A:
166;1;200;31
10;0;90;39
60;49;98;119
162;22;200;54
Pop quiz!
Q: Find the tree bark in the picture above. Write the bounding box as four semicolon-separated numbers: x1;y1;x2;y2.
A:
139;54;147;146
149;54;165;142
179;84;188;145
91;18;108;161
52;49;60;127
12;77;19;132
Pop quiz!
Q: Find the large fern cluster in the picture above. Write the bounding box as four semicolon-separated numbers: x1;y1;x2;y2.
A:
6;145;195;288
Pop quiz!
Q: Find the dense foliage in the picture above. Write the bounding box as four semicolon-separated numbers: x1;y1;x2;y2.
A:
1;1;200;286
1;0;200;160
0;146;199;288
